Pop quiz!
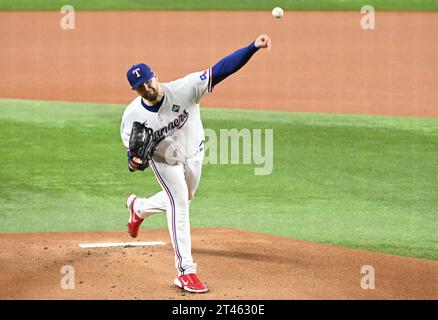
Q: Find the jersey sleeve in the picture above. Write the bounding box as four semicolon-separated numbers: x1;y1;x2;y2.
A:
211;41;258;87
183;68;213;104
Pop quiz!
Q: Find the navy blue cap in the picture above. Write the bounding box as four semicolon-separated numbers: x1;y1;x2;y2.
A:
127;63;154;89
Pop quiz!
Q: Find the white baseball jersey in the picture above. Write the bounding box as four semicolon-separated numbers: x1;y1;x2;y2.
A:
120;69;213;163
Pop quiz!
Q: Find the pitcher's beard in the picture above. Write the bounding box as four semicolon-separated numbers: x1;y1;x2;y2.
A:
142;89;158;102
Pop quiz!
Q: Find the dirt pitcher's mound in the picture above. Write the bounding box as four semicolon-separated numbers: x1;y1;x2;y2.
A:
0;228;436;299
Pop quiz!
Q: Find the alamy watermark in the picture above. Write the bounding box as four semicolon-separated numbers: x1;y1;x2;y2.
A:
360;5;376;30
60;265;75;289
204;128;273;176
60;5;75;30
360;265;376;289
160;128;274;175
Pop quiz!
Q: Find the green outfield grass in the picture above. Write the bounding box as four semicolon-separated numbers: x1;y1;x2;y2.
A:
0;99;437;260
1;0;438;11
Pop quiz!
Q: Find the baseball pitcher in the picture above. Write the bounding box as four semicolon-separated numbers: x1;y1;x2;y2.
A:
120;34;271;293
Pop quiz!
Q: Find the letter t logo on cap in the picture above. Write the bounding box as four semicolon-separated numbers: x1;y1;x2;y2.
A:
133;68;141;78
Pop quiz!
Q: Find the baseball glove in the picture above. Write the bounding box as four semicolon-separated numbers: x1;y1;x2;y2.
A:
128;121;155;171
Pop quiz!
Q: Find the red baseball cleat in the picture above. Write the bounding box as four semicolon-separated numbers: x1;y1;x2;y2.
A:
174;273;209;293
126;195;143;238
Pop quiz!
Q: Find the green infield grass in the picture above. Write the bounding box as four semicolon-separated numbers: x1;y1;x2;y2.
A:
1;0;438;11
0;99;437;260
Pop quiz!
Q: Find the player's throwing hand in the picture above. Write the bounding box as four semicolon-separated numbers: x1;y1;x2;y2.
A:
254;34;272;51
128;156;144;171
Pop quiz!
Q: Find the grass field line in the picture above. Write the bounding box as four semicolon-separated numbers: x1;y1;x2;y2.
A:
1;0;438;11
1;98;438;131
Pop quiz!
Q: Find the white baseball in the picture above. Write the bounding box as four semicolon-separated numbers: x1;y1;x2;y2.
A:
272;7;284;19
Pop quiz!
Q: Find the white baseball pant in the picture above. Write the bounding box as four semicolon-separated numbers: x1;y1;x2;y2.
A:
131;152;204;275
